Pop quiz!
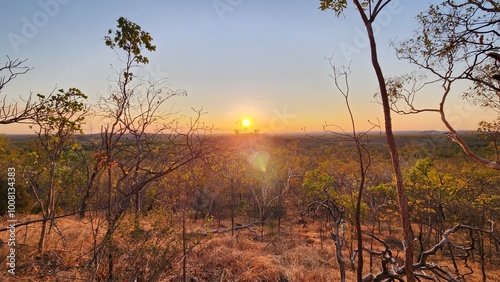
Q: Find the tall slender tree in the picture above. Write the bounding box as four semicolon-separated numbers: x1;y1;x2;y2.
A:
319;1;415;280
90;17;212;280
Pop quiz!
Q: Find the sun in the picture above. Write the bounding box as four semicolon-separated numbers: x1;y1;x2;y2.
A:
242;119;251;127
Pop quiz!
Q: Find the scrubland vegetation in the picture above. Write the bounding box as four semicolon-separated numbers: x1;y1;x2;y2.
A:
1;1;499;281
1;133;500;281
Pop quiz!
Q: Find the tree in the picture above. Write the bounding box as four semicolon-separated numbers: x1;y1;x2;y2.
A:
212;145;246;237
319;1;415;280
305;61;377;281
89;17;212;280
0;135;34;215
273;141;307;235
403;158;453;250
329;62;376;281
477;118;500;163
247;149;279;240
393;0;500;170
25;88;88;255
0;56;46;124
302;167;348;281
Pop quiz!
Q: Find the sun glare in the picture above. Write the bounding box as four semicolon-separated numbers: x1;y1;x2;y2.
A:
242;119;251;127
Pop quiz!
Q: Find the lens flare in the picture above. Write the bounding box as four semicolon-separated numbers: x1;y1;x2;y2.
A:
248;151;270;172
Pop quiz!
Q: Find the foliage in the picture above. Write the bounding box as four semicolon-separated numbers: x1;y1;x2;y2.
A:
22;88;88;254
397;0;499;109
2;6;500;281
0;135;34;214
393;0;500;170
105;16;156;84
477;117;500;161
404;158;454;227
1;133;500;280
303;168;335;200
33;88;87;135
105;17;156;65
319;0;348;15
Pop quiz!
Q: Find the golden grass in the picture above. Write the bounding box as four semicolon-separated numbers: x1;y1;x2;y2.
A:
0;214;104;281
1;214;500;282
164;229;356;281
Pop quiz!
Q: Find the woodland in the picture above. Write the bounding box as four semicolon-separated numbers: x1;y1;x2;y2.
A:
1;0;500;281
1;132;500;281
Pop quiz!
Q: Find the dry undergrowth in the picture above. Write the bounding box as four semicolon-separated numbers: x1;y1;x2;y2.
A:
167;234;348;281
0;214;98;281
1;214;499;281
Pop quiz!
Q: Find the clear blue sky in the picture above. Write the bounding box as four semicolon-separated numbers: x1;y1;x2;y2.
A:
0;0;491;134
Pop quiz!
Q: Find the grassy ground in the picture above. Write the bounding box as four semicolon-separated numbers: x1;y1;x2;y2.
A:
1;213;499;281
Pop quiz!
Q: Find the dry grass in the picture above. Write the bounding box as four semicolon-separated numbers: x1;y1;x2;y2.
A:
167;234;349;282
1;214;500;281
0;214;103;281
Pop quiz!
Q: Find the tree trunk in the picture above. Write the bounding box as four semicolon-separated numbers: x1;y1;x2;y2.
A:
38;217;48;256
38;169;56;256
134;191;141;231
335;218;346;282
79;167;98;219
230;182;235;237
102;213;121;282
182;208;187;282
353;2;415;280
480;209;487;282
354;159;365;280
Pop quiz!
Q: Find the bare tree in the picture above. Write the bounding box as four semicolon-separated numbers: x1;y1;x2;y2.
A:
248;160;280;241
0;56;46;124
362;222;500;281
328;61;378;281
319;1;415;280
302;189;347;281
304;59;379;281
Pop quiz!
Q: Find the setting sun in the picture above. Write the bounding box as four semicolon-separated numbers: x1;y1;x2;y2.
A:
242;119;251;127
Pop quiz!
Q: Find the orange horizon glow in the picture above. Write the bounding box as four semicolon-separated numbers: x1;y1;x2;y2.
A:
0;106;491;135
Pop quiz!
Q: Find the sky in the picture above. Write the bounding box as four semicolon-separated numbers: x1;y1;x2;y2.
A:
0;0;494;134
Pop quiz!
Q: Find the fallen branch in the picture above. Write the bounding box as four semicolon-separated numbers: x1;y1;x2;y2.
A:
0;209;100;232
361;222;499;281
187;221;259;236
362;233;405;282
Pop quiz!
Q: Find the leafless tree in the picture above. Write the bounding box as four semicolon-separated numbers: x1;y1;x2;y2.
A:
362;222;500;281
327;60;378;281
319;1;416;279
303;196;347;281
0;56;46;124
